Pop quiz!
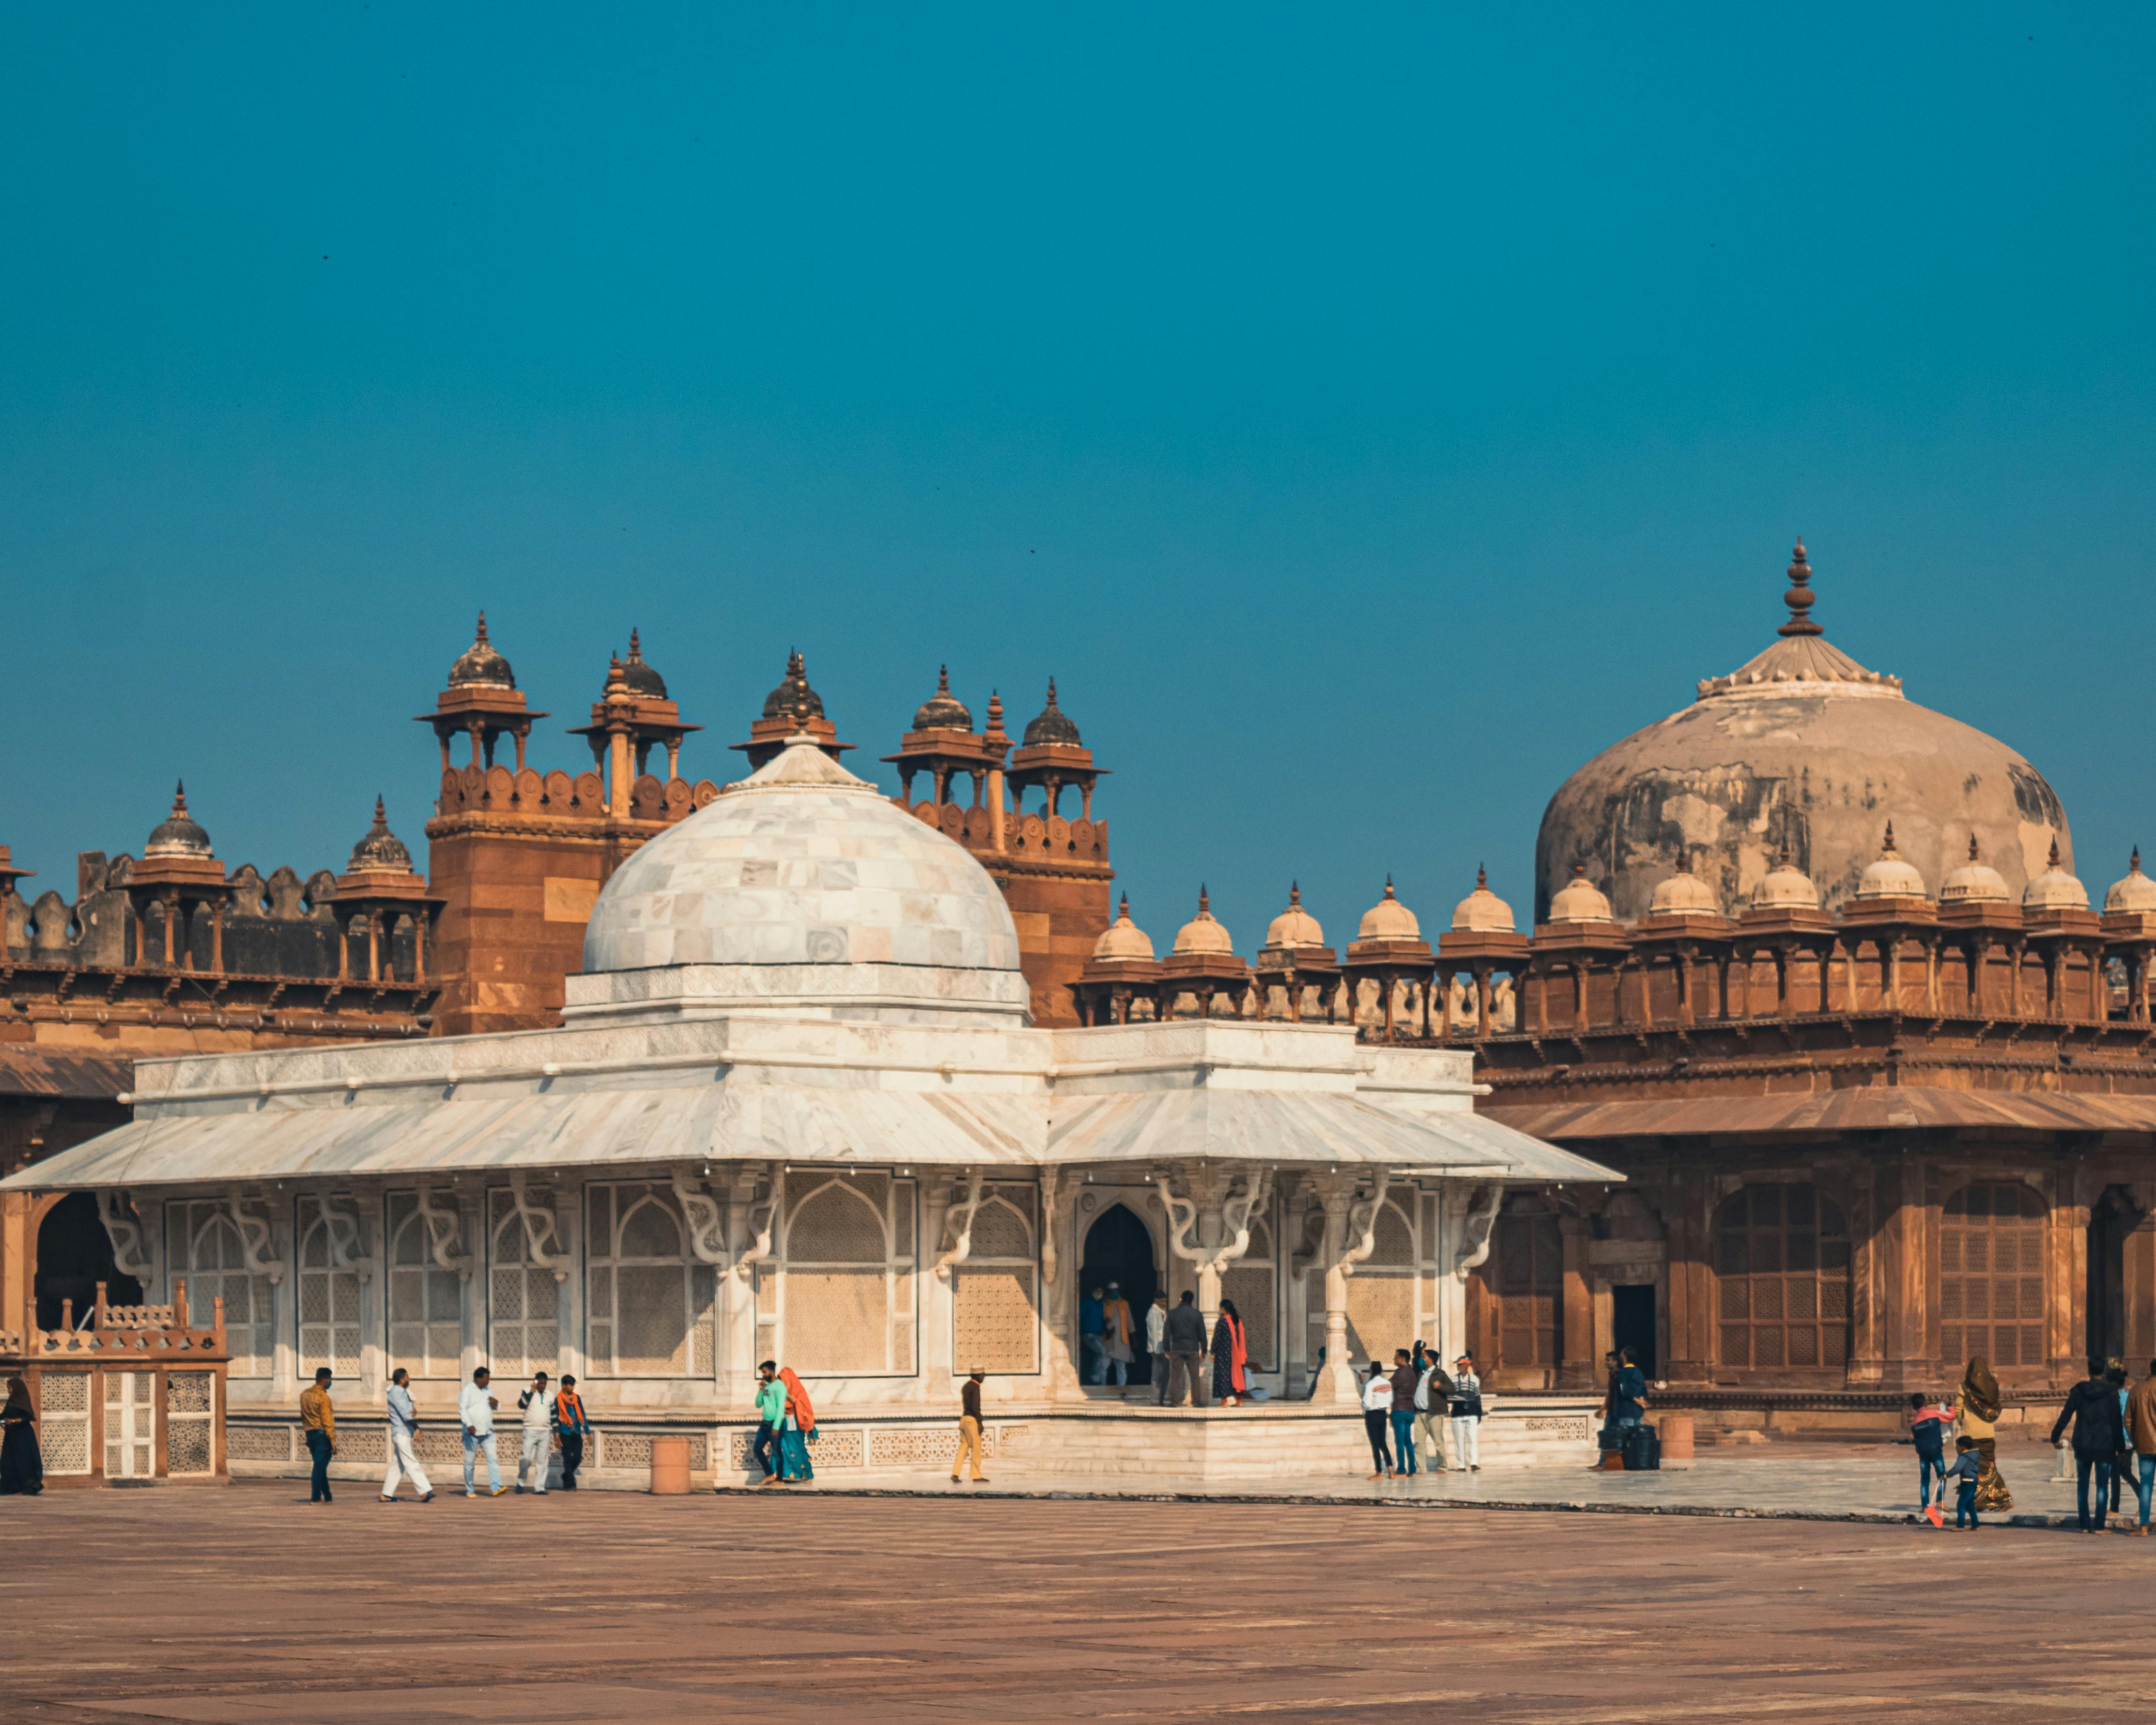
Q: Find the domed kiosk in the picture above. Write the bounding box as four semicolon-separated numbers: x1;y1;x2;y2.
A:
13;730;1607;1486
1536;542;2071;922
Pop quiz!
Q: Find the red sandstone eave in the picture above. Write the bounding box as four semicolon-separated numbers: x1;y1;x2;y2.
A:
0;1047;132;1101
1480;1086;2156;1140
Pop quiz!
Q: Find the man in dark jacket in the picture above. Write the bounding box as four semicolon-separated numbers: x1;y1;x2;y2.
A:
1161;1291;1209;1408
2052;1357;2127;1531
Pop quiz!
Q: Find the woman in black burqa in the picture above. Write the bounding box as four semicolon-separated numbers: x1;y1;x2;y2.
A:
0;1376;42;1496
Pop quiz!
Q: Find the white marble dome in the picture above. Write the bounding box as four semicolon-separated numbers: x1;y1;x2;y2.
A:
1853;825;1927;900
1171;890;1236;956
1092;896;1155;960
1263;884;1325;950
568;738;1027;1025
1450;867;1516;933
1648;869;1721;916
1940;835;2012;905
1546;864;1615;924
1356;879;1420;941
2023;842;2089;912
1751;851;1821;909
2106;851;2156;915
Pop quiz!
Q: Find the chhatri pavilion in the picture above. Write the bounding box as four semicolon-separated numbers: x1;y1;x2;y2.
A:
5;729;1611;1485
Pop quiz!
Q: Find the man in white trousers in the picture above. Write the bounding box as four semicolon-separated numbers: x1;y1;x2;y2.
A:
516;1370;555;1494
461;1367;504;1496
380;1367;434;1502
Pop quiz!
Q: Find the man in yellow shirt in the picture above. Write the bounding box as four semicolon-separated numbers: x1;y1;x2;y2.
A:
299;1367;337;1505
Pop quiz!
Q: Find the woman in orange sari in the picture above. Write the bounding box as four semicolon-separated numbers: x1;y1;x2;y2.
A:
777;1368;816;1482
1211;1298;1250;1406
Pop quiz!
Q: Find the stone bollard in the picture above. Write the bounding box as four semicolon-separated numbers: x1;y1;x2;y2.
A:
1658;1413;1694;1462
649;1434;691;1494
2052;1441;2074;1484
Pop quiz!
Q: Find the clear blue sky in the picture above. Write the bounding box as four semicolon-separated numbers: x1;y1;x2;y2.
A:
3;6;2151;951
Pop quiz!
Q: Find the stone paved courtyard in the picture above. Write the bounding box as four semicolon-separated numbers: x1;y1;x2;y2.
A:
7;1459;2156;1723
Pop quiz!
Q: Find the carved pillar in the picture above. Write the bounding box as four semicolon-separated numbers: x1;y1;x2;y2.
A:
1663;1172;1714;1386
1284;1182;1316;1396
456;1185;484;1381
1847;1156;1886;1386
1557;1214;1595;1390
1037;1171;1084;1401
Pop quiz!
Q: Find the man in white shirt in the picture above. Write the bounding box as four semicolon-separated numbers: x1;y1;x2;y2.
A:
515;1371;555;1494
380;1367;434;1503
459;1367;504;1497
1146;1294;1170;1405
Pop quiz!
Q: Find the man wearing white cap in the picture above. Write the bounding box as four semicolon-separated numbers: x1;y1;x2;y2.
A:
1448;1353;1483;1472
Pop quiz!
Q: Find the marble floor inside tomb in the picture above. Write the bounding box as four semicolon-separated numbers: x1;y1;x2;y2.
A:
5;1459;2156;1724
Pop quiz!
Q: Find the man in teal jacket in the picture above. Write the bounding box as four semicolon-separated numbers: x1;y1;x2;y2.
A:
752;1360;786;1485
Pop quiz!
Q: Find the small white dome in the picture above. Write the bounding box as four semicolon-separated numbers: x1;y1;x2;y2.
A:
1171;889;1236;956
578;736;1023;997
2023;840;2089;911
1547;863;1614;923
1092;895;1155;960
1751;849;1820;909
1940;834;2012;905
1854;824;1928;900
2105;849;2156;915
1648;869;1721;915
1357;878;1420;941
1263;883;1325;949
1450;866;1516;933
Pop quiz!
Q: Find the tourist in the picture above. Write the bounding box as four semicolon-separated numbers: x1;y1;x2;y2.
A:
1212;1297;1250;1407
1448;1354;1483;1473
554;1374;592;1490
1100;1281;1135;1387
2126;1359;2156;1536
753;1360;785;1484
1609;1349;1649;1441
1940;1436;1984;1529
380;1367;433;1503
1956;1357;2012;1513
1412;1345;1453;1474
2050;1356;2126;1532
1361;1360;1395;1480
460;1366;504;1497
2109;1361;2131;1518
300;1367;337;1505
0;1375;43;1496
1080;1285;1107;1385
1387;1349;1420;1475
1908;1391;1955;1513
777;1366;816;1482
1161;1290;1208;1406
1147;1294;1170;1405
951;1366;989;1484
515;1370;554;1494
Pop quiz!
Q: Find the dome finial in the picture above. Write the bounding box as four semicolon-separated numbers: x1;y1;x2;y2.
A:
1881;820;1897;855
1776;537;1823;638
1289;880;1301;906
1198;884;1210;913
2049;837;2062;870
2135;846;2144;874
1476;862;1487;888
1383;875;1396;899
475;610;489;644
1968;833;1981;862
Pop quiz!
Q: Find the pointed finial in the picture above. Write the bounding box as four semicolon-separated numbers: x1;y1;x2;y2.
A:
1476;862;1487;889
372;795;388;827
1118;892;1130;918
171;779;188;813
1289;880;1301;907
627;628;643;661
1882;820;1897;855
2134;847;2143;876
474;611;490;644
1776;538;1822;638
1044;677;1060;708
1198;884;1210;914
985;689;1007;738
1383;875;1397;900
2048;837;2062;870
1968;833;1981;862
937;663;951;693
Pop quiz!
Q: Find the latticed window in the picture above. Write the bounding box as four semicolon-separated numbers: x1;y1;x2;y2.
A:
385;1191;464;1379
1221;1215;1277;1371
489;1188;562;1379
782;1173;917;1376
169;1201;275;1377
1329;1199;1416;1366
1716;1184;1848;1371
166;1370;216;1476
38;1371;92;1475
953;1184;1039;1375
585;1183;711;1377
294;1196;363;1378
1941;1182;2046;1370
1493;1204;1562;1373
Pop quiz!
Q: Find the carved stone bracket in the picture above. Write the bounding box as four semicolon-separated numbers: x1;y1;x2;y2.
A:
98;1190;157;1283
321;1191;377;1283
415;1179;472;1283
1039;1169;1076;1287
734;1166;784;1281
228;1191;288;1286
933;1169;987;1282
1341;1171;1391;1279
672;1169;732;1269
508;1171;570;1283
1454;1184;1502;1278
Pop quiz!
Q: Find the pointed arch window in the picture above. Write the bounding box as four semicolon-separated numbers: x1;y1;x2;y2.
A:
953;1184;1039;1375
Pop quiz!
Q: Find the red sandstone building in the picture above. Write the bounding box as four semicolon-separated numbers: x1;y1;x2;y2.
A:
8;546;2156;1432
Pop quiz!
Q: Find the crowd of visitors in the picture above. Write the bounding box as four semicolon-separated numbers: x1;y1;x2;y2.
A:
1361;1347;1481;1479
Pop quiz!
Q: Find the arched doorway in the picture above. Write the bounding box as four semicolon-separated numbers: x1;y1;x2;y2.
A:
35;1193;143;1330
1078;1204;1159;1386
2087;1185;2147;1367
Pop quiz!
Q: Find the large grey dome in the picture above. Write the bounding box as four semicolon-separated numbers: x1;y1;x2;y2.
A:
1535;544;2070;922
569;737;1027;1025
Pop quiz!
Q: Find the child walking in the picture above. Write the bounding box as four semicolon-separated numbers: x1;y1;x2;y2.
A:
1940;1435;1983;1529
1909;1391;1956;1510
